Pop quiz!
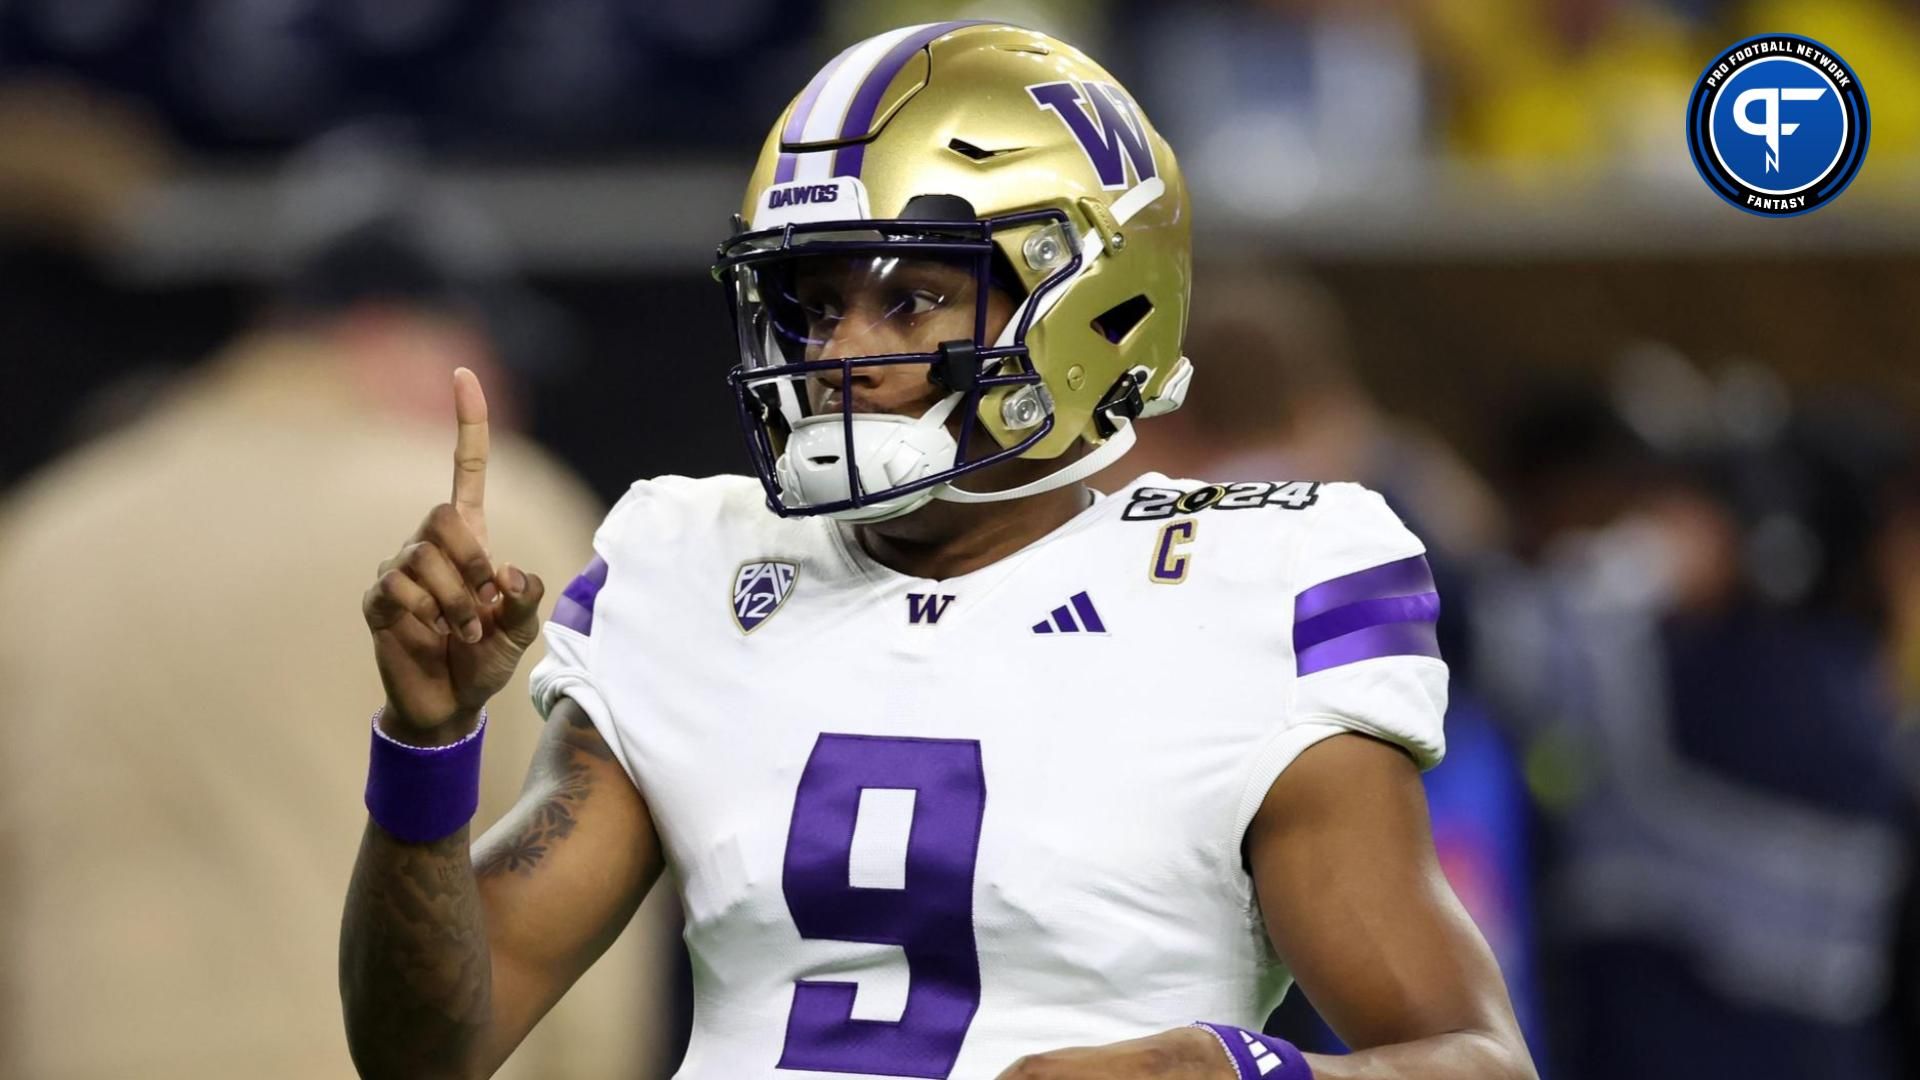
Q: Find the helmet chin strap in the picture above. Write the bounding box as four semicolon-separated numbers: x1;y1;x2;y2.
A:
932;420;1134;504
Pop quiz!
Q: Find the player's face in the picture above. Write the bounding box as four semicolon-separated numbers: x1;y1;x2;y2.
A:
772;254;1015;418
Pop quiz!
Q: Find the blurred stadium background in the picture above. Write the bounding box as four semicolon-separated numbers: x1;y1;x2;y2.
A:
0;1;1916;1078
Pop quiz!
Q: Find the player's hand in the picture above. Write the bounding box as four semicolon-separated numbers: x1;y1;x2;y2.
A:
362;368;546;741
994;1026;1233;1080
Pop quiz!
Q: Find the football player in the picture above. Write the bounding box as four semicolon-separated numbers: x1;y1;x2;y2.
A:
342;22;1537;1080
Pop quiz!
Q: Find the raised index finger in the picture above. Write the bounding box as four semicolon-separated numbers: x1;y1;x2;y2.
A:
451;367;490;545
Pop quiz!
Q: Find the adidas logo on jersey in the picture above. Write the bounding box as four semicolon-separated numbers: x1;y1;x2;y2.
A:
1031;591;1108;635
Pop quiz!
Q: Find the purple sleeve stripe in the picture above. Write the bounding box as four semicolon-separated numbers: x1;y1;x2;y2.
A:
585;556;610;585
1296;620;1441;676
1294;591;1439;652
560;566;606;610
552;595;594;635
550;556;608;636
832;20;993;177
1293;553;1435;620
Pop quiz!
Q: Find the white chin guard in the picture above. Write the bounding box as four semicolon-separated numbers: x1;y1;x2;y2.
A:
774;394;962;522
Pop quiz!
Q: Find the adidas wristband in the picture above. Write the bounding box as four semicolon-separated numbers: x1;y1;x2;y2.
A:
1192;1023;1313;1080
365;707;487;843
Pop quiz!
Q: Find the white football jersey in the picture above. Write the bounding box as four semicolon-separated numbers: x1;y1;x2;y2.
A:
529;472;1447;1080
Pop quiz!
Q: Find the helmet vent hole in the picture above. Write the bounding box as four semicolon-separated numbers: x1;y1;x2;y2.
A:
947;138;1018;161
900;193;978;221
808;455;841;467
1091;294;1153;345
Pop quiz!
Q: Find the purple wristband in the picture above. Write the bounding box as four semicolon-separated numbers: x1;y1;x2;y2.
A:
1192;1023;1313;1080
365;708;487;843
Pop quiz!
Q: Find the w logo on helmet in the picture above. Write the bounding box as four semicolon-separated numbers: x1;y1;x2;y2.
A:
1028;80;1158;191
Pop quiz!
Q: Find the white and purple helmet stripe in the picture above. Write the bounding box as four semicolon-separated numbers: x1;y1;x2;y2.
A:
552;556;608;636
1292;554;1441;676
774;20;992;184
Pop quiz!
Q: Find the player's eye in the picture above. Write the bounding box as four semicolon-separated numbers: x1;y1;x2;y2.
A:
888;288;944;318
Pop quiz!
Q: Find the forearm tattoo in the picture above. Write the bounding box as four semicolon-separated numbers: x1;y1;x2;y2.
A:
475;712;612;878
340;711;617;1076
340;825;491;1077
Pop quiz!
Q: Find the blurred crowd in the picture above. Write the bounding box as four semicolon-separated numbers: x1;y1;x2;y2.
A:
1;0;1918;207
0;3;1916;1079
1126;271;1920;1079
0;124;688;1079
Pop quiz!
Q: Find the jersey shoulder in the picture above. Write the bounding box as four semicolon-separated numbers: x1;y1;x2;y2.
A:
598;472;773;546
1106;472;1426;589
532;473;823;724
569;472;836;628
1100;473;1446;780
593;473;828;565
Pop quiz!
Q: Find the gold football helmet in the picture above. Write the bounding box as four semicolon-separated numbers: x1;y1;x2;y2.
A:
714;21;1192;521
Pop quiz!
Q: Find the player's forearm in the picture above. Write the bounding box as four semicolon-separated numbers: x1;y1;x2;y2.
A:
340;820;493;1080
1302;1029;1537;1080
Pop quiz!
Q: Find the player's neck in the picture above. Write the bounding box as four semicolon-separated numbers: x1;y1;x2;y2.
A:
852;482;1094;581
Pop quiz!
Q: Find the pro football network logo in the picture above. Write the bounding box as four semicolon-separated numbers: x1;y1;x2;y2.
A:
1686;34;1868;217
732;561;796;634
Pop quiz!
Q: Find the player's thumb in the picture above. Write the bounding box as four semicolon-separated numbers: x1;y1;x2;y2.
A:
493;564;546;651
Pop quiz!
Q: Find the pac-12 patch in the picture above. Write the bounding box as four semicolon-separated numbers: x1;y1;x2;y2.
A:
1686;34;1868;217
732;561;797;634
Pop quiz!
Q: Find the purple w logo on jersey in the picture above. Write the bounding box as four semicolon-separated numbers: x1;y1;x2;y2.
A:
733;561;797;634
1028;80;1158;190
906;593;956;625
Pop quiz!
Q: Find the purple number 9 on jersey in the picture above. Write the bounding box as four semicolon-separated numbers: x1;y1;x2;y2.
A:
778;734;987;1078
